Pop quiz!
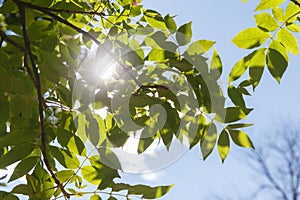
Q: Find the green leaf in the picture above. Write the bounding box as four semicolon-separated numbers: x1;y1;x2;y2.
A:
176;22;192;46
272;7;284;22
255;12;278;32
231;27;270;49
186;40;215;55
81;166;101;185
228;85;246;108
164;14;177;33
248;48;266;88
144;10;166;29
266;48;288;83
224;107;247;123
217;130;230;163
277;28;298;55
228;130;254;148
226;123;253;129
0;0;18;14
0;130;37;148
49;146;80;169
0;143;35;169
9;156;39;182
90;194;102;200
269;39;289;61
201;123;217;160
284;2;300;22
55;170;75;183
210;48;222;78
110;183;174;199
228;57;248;82
11;184;33;195
255;0;285;11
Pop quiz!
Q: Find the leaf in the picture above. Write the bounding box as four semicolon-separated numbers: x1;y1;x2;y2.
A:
11;184;33;195
164;14;177;33
228;85;246;108
0;130;37;148
144;10;166;29
231;27;270;49
228;130;254;148
255;0;285;11
0;143;35;169
186;40;215;55
90;194;102;200
272;7;284;22
55;170;75;183
224;107;247;123
9;156;39;182
217;130;230;163
284;2;300;22
176;22;192;46
228;56;248;82
266;48;288;83
248;48;266;88
255;12;278;32
277;28;298;55
210;48;222;79
81;166;102;185
49;146;80;169
110;183;174;199
226;123;253;129
201;123;217;160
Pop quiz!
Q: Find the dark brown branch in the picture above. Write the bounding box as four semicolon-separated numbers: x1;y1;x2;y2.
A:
17;0;100;45
0;29;25;51
0;30;36;84
17;1;105;16
14;1;70;198
291;0;300;8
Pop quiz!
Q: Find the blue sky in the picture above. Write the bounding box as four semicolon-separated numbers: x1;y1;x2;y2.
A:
120;0;300;199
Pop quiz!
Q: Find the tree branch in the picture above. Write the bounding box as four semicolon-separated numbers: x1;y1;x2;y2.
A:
291;0;300;8
17;1;105;16
0;29;25;51
14;0;70;198
17;0;100;45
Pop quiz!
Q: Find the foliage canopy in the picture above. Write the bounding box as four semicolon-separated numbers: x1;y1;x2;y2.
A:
0;0;299;199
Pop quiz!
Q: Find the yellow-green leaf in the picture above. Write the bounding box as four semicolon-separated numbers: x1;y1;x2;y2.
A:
255;0;285;11
228;130;254;148
231;28;270;49
267;48;288;83
255;12;278;32
187;40;215;55
176;22;192;46
217;130;230;163
277;28;298;55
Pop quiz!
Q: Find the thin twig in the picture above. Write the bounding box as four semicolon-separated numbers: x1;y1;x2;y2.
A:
14;0;70;198
17;1;105;16
17;0;100;45
0;29;25;51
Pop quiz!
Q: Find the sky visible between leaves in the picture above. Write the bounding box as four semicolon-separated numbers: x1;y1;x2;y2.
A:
120;0;300;199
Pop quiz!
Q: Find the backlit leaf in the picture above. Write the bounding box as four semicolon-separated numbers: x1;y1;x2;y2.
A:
217;130;230;163
228;130;254;148
255;12;278;32
255;0;285;11
277;28;298;55
231;27;270;49
176;22;192;46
